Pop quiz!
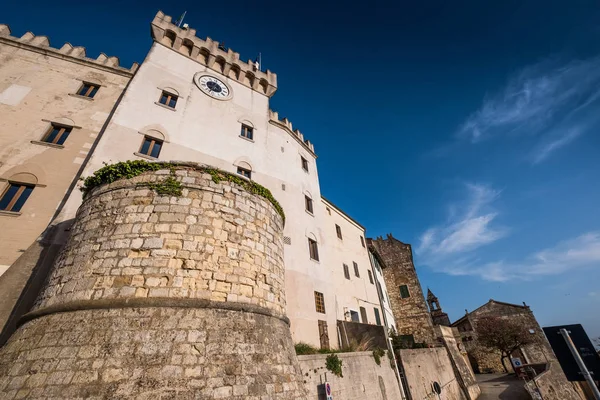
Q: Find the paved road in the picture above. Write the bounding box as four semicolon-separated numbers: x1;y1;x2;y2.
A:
476;373;530;400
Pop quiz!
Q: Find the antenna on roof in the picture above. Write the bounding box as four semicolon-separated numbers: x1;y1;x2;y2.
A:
254;52;262;72
175;11;187;28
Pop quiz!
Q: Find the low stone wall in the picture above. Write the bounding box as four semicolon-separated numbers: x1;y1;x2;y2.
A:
435;326;480;400
297;351;402;400
532;362;584;400
399;347;467;400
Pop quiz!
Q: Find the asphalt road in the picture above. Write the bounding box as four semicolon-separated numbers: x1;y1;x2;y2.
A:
476;373;530;400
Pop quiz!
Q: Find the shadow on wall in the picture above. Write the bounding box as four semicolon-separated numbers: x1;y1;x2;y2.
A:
0;219;73;345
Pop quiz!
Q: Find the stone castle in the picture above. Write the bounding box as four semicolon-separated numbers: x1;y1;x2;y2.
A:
0;9;582;400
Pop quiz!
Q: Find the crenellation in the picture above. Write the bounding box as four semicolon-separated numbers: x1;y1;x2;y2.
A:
0;24;138;74
268;110;316;154
151;11;277;97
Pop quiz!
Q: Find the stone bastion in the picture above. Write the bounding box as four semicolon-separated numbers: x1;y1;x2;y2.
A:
0;162;308;399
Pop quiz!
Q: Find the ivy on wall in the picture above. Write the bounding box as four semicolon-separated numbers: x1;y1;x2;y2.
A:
81;160;285;223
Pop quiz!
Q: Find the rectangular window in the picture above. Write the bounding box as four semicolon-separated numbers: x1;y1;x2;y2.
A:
139;136;163;158
400;284;410;299
305;195;313;213
353;262;360;277
0;183;34;212
368;270;374;284
359;307;368;324
350;310;359;322
343;264;350;280
360;236;365;247
76;82;99;98
318;320;329;349
308;238;319;261
237;166;251;179
314;291;326;313
335;224;343;240
374;308;381;326
301;156;309;172
42;124;72;145
240;124;254;140
159;91;178;108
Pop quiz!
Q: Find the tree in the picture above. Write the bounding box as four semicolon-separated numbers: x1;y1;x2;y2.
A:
476;316;532;373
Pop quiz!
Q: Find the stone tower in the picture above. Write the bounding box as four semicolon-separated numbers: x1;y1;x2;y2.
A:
371;234;435;344
0;164;307;399
427;288;451;326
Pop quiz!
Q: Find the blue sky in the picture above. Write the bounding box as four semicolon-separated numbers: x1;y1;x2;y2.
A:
4;1;600;339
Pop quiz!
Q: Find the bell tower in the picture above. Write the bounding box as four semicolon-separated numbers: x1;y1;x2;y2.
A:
427;288;451;326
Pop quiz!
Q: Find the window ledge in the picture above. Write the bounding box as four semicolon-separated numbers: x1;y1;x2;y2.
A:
310;258;320;263
133;152;159;161
305;210;314;217
68;93;94;101
0;210;21;217
303;168;309;174
154;102;176;111
31;140;64;149
238;135;255;143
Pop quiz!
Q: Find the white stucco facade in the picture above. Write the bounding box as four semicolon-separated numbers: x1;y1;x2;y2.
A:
55;12;395;348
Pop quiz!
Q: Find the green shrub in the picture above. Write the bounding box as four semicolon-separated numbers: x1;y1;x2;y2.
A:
326;353;343;377
372;347;386;366
295;342;318;355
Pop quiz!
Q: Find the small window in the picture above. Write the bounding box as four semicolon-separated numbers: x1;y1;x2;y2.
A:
368;270;374;284
139;136;163;158
42;124;72;145
240;124;254;140
159;91;178;108
374;308;381;326
305;195;313;214
326;207;331;215
301;156;309;172
343;264;350;280
336;224;343;240
360;236;365;247
76;82;99;98
314;291;326;313
350;310;360;322
0;183;34;212
237;166;251;179
400;284;410;299
359;307;368;324
353;262;360;278
308;238;319;261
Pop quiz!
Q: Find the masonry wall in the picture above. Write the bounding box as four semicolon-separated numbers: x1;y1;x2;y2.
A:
0;27;134;274
297;351;402;400
0;167;308;399
531;362;584;400
371;235;435;344
399;347;467;400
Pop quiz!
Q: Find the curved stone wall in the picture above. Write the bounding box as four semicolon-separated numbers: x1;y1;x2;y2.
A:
0;166;307;399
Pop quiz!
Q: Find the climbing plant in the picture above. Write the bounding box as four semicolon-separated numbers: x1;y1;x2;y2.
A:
372;347;385;366
325;353;343;377
80;160;285;222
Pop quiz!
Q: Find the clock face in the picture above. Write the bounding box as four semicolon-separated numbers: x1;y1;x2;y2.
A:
195;74;232;100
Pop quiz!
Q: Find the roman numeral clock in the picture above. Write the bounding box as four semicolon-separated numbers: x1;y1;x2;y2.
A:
194;73;232;100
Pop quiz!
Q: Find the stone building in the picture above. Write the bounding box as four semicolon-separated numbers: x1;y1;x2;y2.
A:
0;165;308;398
0;11;394;351
0;24;137;275
452;299;555;373
427;288;451;326
370;234;435;344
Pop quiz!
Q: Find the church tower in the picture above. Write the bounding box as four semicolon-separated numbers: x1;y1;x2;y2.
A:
427;288;451;326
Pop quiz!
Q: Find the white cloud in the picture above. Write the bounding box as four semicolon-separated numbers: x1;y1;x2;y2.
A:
531;127;582;164
457;57;600;161
417;183;508;257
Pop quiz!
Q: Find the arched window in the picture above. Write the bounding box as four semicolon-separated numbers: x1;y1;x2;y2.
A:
235;161;252;179
0;167;44;213
163;30;177;47
180;39;194;56
307;232;319;261
304;191;313;214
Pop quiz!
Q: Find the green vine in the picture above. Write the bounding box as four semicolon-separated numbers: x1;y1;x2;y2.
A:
325;353;343;377
372;347;385;366
80;160;285;222
139;176;182;196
